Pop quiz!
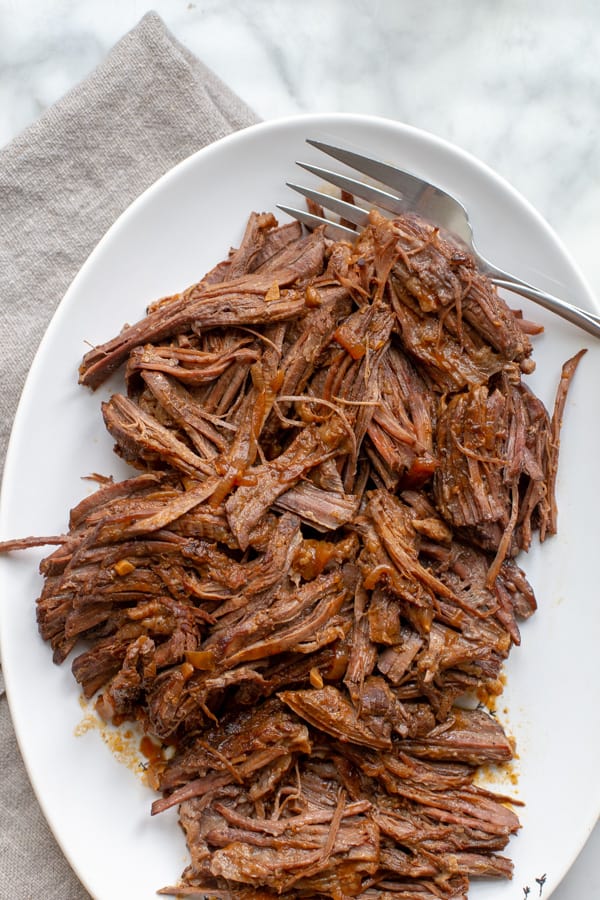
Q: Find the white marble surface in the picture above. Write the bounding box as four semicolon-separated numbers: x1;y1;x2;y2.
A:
0;1;598;897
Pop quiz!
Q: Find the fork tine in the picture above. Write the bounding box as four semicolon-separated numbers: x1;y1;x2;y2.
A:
296;161;409;218
276;204;356;241
308;139;476;244
307;138;430;209
285;182;370;229
300;140;600;339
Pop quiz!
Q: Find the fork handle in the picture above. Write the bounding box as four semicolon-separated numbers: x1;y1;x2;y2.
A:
482;264;600;338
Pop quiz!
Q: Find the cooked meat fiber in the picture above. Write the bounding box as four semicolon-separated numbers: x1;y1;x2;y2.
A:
0;209;585;899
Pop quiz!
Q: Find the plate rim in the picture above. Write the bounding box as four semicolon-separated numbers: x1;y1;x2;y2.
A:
1;111;598;899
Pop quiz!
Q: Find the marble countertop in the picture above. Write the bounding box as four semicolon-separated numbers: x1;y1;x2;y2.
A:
1;1;598;897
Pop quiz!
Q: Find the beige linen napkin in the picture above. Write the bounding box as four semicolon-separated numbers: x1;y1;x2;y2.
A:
0;12;257;897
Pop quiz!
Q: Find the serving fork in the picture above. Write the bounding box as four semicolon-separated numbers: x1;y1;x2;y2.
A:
279;139;600;339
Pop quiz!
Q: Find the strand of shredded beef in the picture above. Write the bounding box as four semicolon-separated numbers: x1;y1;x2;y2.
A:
0;207;586;900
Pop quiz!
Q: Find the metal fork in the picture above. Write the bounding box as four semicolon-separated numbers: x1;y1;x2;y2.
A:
278;139;600;339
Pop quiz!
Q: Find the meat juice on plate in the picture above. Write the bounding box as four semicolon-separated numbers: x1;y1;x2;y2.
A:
1;208;584;899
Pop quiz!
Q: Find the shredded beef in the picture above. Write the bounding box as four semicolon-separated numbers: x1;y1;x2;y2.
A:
0;209;585;899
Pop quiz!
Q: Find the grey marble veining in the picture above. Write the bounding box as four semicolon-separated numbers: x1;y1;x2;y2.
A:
2;0;600;299
0;1;599;896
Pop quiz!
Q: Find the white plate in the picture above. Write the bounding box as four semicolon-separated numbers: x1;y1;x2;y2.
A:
1;113;599;900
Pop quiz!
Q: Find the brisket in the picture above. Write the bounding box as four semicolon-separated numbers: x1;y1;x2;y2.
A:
0;208;585;900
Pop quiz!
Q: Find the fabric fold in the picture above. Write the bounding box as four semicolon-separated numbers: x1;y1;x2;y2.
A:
0;12;256;897
0;10;258;481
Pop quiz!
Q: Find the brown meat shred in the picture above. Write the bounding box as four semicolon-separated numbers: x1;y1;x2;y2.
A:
0;209;585;899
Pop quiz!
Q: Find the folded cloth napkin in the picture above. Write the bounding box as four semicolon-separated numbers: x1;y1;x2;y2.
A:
0;12;257;897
